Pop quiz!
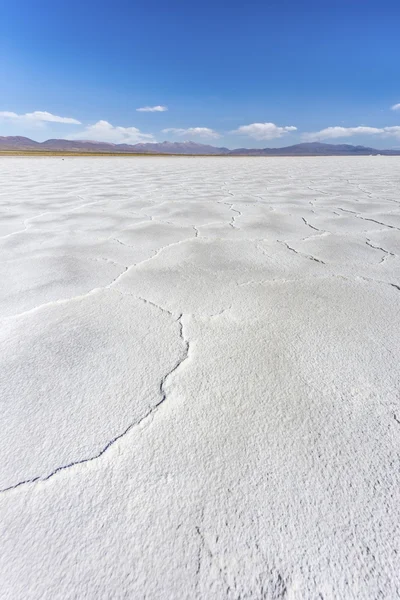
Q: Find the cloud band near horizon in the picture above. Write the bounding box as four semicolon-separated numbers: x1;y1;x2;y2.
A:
1;109;400;144
0;110;81;124
304;125;400;140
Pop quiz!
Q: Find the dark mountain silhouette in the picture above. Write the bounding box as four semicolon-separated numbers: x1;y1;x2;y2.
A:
228;142;400;155
130;141;230;154
1;137;399;155
0;137;229;154
0;136;41;149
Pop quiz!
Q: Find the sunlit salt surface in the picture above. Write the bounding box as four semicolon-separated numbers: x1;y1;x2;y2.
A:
1;156;399;599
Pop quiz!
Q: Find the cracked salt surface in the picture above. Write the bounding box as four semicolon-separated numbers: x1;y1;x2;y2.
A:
0;157;400;599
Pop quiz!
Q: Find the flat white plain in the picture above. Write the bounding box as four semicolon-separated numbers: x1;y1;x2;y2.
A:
0;156;399;599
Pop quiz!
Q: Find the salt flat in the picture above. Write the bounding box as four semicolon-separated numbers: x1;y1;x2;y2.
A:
0;156;399;599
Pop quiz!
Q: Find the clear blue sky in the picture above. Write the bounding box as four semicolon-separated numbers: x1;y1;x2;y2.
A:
1;0;400;148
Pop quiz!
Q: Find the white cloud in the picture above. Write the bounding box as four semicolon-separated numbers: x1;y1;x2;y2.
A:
0;110;81;124
162;127;220;139
231;122;297;140
136;105;168;112
391;103;400;111
304;125;400;140
383;126;400;136
68;120;155;144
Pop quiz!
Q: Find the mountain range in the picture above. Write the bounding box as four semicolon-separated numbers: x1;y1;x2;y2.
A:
1;136;400;156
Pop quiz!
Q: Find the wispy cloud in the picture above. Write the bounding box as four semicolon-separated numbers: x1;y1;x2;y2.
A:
231;122;297;140
303;125;400;140
0;110;81;124
162;127;220;139
136;105;168;112
391;103;400;111
68;120;155;144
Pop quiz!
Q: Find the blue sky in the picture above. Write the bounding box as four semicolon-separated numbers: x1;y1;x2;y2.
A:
1;0;400;148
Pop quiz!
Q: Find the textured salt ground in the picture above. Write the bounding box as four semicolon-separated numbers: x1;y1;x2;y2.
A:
0;157;400;599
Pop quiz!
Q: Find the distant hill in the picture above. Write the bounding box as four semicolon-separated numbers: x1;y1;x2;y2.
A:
1;137;399;156
228;142;400;156
0;137;230;155
0;136;41;150
130;141;230;155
